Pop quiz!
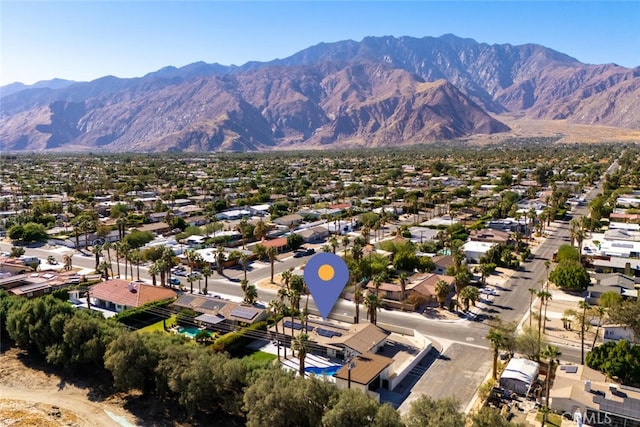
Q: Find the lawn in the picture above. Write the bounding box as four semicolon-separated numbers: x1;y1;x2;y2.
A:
535;410;562;427
138;315;176;334
243;351;277;363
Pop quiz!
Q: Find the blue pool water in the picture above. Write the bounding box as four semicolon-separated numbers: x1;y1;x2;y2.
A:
305;365;342;376
177;326;202;338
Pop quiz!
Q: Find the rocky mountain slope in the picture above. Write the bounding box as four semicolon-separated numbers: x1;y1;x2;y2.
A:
1;34;638;152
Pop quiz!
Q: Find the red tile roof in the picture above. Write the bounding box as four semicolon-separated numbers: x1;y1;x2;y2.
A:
90;279;176;308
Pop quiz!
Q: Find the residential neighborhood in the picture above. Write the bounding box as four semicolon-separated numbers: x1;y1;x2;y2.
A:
2;144;640;426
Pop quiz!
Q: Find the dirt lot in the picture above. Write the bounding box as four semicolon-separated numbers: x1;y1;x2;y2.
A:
0;347;138;427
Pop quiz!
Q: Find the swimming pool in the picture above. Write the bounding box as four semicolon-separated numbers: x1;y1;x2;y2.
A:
305;365;342;376
177;326;203;338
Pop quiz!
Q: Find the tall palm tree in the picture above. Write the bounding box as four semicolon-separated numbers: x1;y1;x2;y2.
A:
98;260;110;280
373;275;383;297
363;291;382;325
579;300;591;365
103;241;114;279
120;242;131;280
148;262;159;286
292;332;311;377
459;285;479;311
131;248;142;281
201;265;212;295
187;273;199;294
487;328;506;379
528;287;538;328
353;287;363;324
541;345;561;425
267;246;278;284
63;254;73;272
243;283;258;304
92;243;103;270
329;236;338;254
240;254;250;282
268;299;283;361
591;305;606;349
399;272;408;301
537;290;552;358
342;235;350;258
114;242;121;278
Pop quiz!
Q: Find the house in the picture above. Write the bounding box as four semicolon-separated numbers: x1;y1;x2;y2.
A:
602;325;636;344
136;222;171;236
295;226;330;243
499;357;539;396
432;255;454;275
273;214;304;227
89;279;177;312
409;273;455;304
461;241;496;263
172;294;267;329
550;364;640;427
257;237;288;253
469;228;510;245
1;270;83;298
334;352;394;402
408;227;439;244
584;273;638;304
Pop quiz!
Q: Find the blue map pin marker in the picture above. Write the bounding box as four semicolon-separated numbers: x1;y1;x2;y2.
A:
304;252;350;320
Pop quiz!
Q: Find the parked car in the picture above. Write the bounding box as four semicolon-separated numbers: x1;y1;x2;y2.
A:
294;247;316;257
169;278;181;286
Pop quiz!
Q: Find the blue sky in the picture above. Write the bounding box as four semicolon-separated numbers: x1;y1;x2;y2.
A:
1;1;638;86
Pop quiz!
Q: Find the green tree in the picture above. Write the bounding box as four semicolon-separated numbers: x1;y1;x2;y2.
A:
287;233;304;251
607;300;640;343
469;407;523;427
549;260;590;291
404;396;464;427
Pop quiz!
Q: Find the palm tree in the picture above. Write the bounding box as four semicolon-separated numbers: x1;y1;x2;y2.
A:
148;262;159;286
92;243;102;270
579;300;591;365
114;242;121;278
399;272;408;301
542;291;552;332
63;254;73;272
363;291;382;325
187;273;199;294
487;327;506;379
253;220;268;241
131;248;142;281
240;254;250;282
268;299;283;361
590;305;606;349
98;260;110;280
215;246;226;275
537;290;552;358
541;345;561;426
201;266;212;295
354;287;363;324
119;241;131;280
267;246;278;284
528;287;538;328
244;283;258;304
329;236;338;254
459;286;479;311
103;241;114;279
342;235;350;258
373;275;383;297
292;332;311;377
435;279;450;309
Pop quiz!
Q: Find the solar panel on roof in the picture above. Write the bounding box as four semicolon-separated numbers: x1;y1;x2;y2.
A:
200;299;225;311
177;295;195;305
231;307;258;320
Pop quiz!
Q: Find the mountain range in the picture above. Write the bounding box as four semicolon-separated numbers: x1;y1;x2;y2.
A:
1;34;639;152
